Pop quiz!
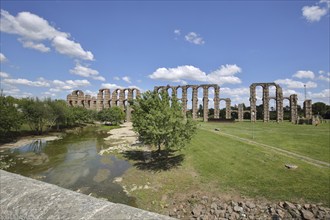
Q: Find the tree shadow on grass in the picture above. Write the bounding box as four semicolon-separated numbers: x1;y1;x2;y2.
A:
122;149;184;172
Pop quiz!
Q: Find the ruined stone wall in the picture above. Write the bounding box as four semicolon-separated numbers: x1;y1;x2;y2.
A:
155;84;221;122
249;83;297;123
290;94;298;123
66;88;140;122
303;100;312;119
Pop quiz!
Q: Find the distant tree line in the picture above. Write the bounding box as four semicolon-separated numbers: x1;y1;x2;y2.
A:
194;102;330;120
0;96;126;141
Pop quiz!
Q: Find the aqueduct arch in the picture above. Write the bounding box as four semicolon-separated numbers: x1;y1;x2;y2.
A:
154;84;220;122
250;83;284;122
66;87;140;122
250;83;300;123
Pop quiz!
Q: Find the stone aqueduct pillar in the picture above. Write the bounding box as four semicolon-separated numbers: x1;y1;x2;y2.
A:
249;85;257;122
249;83;290;122
276;86;284;122
225;99;231;119
290;94;298;123
262;86;270;122
238;104;244;122
191;86;199;119
213;85;220;119
303;100;312;119
202;85;209;122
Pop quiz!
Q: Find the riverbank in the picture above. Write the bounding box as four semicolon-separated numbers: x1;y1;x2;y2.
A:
0;135;61;150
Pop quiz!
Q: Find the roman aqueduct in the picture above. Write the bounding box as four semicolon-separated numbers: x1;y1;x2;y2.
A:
67;82;313;122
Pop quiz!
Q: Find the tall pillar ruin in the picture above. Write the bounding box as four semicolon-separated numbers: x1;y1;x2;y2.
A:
250;84;257;122
225;99;231;119
238;104;244;122
202;85;209;122
290;94;298;123
276;86;284;122
303;100;312;119
192;86;198;119
213;85;220;119
182;86;188;116
126;89;133;122
262;85;270;122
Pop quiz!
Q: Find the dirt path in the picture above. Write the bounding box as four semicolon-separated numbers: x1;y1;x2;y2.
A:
202;128;330;168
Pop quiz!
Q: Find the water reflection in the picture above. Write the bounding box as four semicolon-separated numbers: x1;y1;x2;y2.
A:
0;126;136;207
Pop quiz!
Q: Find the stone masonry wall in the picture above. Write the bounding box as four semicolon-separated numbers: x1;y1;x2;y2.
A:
0;170;173;220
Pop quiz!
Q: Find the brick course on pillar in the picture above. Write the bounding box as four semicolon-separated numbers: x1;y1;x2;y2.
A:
276;86;284;122
303;100;312;119
250;85;257;122
104;89;111;109
192;86;198;119
226;99;231;119
238;104;244;122
263;85;270;122
182;86;188;116
214;85;220;119
202;86;209;122
290;94;298;123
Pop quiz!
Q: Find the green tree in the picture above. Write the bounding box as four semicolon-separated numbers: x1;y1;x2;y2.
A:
67;107;94;126
97;106;125;125
0;96;23;138
131;91;196;152
19;98;47;135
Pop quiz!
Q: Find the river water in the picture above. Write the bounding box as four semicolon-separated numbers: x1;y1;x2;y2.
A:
0;126;136;206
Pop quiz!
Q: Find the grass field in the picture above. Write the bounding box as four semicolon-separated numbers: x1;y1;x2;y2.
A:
185;128;329;205
200;121;330;163
120;121;330;211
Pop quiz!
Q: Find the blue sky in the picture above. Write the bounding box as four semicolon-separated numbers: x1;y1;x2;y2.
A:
0;0;329;107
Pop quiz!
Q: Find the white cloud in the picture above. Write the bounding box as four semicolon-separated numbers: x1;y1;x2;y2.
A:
282;89;299;97
101;83;123;90
174;29;181;36
122;76;131;84
311;89;330;99
293;70;315;79
0;9;94;60
207;65;242;85
70;63;105;81
318;74;330;82
84;89;98;97
52;36;94;60
0;53;8;62
113;76;120;81
302;0;329;22
149;65;207;82
318;71;330;82
185;32;205;45
149;64;242;85
19;39;50;52
309;89;330;104
275;78;317;89
0;71;10;78
3;77;50;87
51;79;90;91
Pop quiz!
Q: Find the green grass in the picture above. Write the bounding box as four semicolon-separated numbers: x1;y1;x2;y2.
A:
184;128;330;205
200;121;330;163
119;122;330;210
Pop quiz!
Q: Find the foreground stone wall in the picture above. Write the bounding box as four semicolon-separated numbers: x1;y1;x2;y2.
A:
0;170;173;220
